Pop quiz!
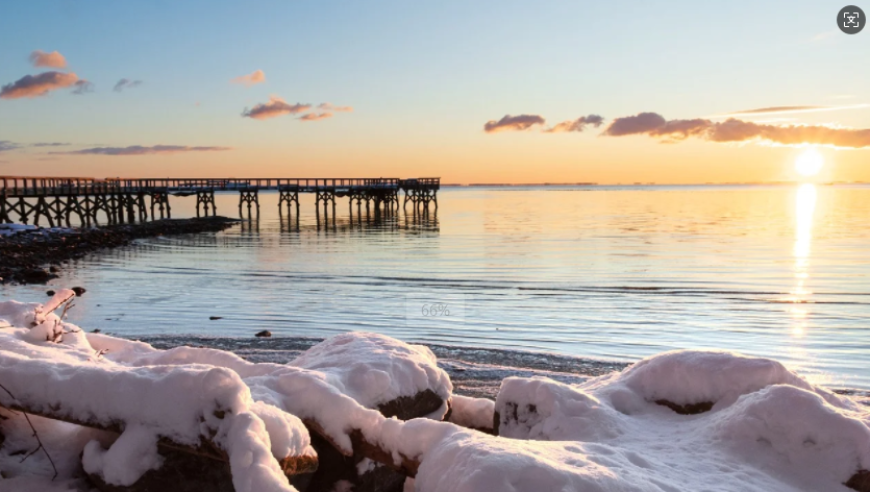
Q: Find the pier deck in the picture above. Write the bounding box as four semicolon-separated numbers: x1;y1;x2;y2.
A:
0;176;439;227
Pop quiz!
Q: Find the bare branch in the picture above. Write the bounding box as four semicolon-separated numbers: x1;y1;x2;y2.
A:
0;382;59;480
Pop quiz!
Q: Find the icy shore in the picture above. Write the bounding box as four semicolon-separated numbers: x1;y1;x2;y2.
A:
3;293;870;492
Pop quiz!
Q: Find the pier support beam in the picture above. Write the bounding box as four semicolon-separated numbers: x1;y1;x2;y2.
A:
149;191;171;220
196;190;216;218
239;189;260;220
278;188;300;218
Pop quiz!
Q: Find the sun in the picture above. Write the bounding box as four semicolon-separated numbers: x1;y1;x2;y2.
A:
795;148;824;177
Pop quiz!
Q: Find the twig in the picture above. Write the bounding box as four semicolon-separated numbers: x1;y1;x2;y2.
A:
0;382;59;480
60;300;75;320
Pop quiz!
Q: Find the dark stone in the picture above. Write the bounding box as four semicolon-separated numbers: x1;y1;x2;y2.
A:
209;316;223;321
92;329;102;333
377;389;445;421
72;286;87;296
20;268;52;283
46;290;56;296
86;446;236;492
846;470;870;492
255;330;272;338
49;266;60;273
654;399;714;415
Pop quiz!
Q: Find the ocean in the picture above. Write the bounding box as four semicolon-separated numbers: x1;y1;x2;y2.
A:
3;184;869;390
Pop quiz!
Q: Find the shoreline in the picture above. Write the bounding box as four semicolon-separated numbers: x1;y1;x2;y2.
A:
0;217;239;284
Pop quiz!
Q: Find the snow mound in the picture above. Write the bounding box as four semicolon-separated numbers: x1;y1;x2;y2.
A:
497;376;621;441
610;349;851;410
488;349;870;492
290;332;453;410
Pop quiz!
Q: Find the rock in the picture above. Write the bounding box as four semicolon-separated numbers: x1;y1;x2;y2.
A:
209;316;223;321
46;290;56;296
846;470;870;492
20;268;52;284
92;329;101;333
654;399;714;415
377;389;445;420
49;266;60;273
72;286;87;296
255;330;272;338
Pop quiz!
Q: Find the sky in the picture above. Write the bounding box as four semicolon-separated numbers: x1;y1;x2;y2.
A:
0;0;868;184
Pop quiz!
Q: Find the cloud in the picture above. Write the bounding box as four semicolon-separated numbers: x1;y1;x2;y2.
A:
484;114;546;133
0;72;80;99
714;104;870;118
72;79;94;95
231;69;266;86
318;102;353;112
31;142;71;147
604;111;870;149
29;50;67;68
114;78;143;92
0;141;20;152
299;112;333;121
242;96;311;120
602;112;666;136
545;114;605;133
52;145;232;156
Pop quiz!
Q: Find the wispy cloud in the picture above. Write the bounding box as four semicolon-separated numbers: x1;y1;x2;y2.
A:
604;111;870;148
484;114;546;133
0;72;80;99
113;78;143;92
231;69;266;86
300;112;333;121
31;142;71;147
0;141;21;152
318;102;353;112
242;96;311;120
545;114;605;133
52;145;232;156
29;50;67;68
72;79;94;95
715;104;870;117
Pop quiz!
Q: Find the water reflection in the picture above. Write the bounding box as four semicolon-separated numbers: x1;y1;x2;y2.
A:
791;184;817;336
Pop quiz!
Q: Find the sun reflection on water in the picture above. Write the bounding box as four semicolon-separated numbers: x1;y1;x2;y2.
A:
790;183;817;337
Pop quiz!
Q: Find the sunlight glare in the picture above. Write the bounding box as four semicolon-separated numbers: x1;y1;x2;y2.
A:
795;148;824;177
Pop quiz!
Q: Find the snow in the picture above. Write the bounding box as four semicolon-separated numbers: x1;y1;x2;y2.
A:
289;332;453;413
448;395;495;430
4;297;870;492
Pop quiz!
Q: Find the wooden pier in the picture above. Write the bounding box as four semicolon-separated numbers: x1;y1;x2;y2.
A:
0;177;439;227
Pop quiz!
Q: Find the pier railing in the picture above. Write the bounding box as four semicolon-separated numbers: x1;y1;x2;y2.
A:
0;177;441;196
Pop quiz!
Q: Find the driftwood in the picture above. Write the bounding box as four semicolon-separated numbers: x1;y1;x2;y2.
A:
0;403;318;479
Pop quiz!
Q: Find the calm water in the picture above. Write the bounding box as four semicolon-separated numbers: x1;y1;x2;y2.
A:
3;184;870;389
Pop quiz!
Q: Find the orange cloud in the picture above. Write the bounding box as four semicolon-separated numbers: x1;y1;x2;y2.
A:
29;50;67;68
318;102;353;112
52;145;232;156
604;112;870;148
300;112;334;121
0;72;79;99
545;114;605;133
484;114;546;133
242;96;311;120
232;69;266;86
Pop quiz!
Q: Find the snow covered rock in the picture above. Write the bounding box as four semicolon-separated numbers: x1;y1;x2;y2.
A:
447;395;495;433
290;332;453;420
288;333;454;492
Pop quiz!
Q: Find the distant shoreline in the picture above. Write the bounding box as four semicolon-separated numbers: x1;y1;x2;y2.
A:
441;181;870;187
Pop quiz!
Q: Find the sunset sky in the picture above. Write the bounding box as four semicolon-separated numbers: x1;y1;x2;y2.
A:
1;0;868;184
